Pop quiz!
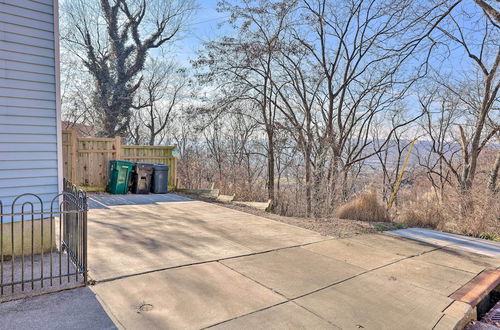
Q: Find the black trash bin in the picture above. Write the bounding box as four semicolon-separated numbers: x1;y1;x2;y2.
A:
131;162;154;194
151;164;169;194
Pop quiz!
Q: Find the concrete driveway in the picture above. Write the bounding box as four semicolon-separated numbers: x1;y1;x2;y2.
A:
87;195;325;281
84;195;499;329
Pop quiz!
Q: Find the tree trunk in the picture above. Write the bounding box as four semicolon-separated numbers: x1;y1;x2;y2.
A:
488;151;500;193
340;169;350;203
304;145;312;217
267;131;275;209
312;145;327;218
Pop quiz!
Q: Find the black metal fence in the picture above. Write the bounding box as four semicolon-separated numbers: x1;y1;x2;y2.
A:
0;179;88;300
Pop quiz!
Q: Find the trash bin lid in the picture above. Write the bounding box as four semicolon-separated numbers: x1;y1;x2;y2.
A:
153;164;169;171
134;162;154;171
110;160;134;167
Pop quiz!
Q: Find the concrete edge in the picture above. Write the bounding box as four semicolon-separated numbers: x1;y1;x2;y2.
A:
450;269;500;306
435;269;500;329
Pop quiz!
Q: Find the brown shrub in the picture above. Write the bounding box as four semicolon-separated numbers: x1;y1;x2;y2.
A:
397;199;443;229
335;191;390;222
397;187;500;237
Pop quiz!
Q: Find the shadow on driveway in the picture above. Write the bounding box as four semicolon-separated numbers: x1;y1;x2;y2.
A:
0;287;116;330
88;193;192;209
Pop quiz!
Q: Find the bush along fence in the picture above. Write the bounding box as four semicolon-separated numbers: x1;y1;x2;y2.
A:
62;130;177;191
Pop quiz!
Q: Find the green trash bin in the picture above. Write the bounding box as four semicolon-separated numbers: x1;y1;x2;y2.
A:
107;160;134;194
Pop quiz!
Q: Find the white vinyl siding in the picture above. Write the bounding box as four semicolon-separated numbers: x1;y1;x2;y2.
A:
0;0;59;212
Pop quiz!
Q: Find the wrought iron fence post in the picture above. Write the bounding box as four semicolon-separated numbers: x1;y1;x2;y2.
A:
82;193;88;284
0;180;88;299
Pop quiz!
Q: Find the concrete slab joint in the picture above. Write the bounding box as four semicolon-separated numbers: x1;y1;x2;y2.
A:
2;198;498;329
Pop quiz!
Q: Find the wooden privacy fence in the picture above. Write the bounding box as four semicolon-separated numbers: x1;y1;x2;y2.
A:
62;130;177;190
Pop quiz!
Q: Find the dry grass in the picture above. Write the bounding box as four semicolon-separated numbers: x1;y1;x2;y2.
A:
397;187;500;238
335;191;390;222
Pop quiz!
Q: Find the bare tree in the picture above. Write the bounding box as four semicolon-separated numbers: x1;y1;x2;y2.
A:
425;3;500;192
418;92;459;197
265;0;426;215
194;0;295;206
128;60;188;145
60;55;95;129
473;0;500;26
372;114;420;204
195;0;430;216
270;50;322;216
62;0;195;137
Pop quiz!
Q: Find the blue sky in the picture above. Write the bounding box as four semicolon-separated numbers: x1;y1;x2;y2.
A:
171;0;228;66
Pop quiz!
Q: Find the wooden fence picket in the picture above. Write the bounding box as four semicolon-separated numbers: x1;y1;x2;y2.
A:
62;129;177;191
